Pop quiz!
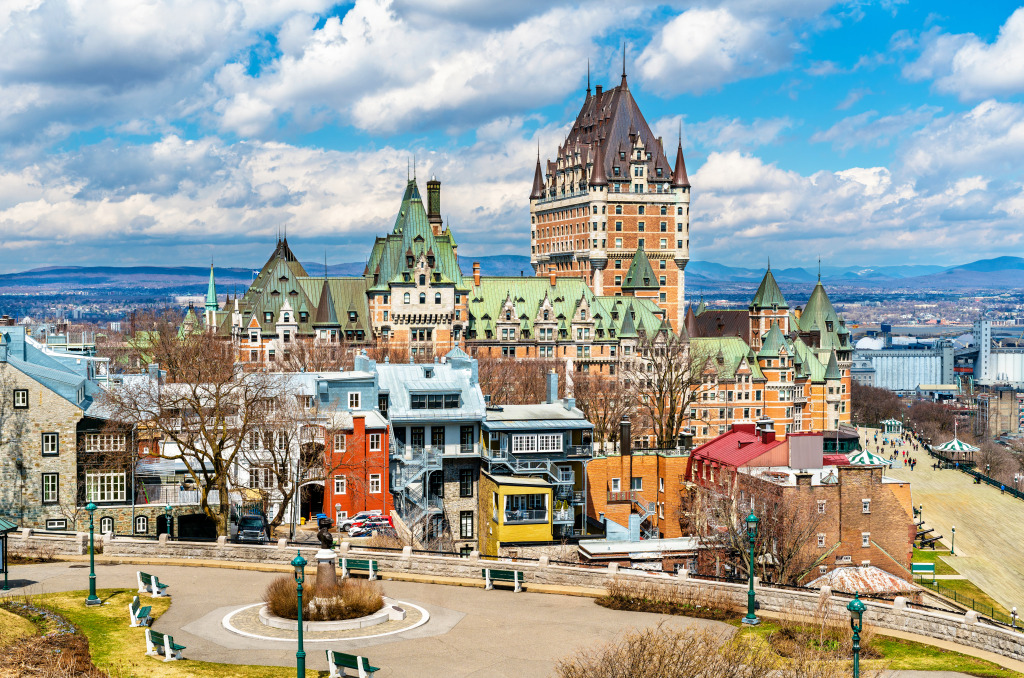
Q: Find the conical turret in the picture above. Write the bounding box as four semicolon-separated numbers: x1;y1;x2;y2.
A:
671;140;690;188
205;264;218;314
530;154;545;200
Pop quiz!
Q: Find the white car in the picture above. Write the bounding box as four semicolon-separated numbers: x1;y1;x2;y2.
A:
338;510;383;532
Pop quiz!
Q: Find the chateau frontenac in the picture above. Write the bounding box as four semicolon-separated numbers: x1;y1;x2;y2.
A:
205;73;852;444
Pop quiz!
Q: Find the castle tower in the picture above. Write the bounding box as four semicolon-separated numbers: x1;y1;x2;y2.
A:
529;64;691;329
205;264;218;329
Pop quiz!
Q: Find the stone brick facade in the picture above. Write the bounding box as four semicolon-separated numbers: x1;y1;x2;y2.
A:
0;364;82;529
441;458;479;553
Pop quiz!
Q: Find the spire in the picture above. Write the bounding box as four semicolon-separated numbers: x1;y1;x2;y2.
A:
818;257;821;282
671;138;690;188
205;264;218;314
621;41;627;88
589;138;608;187
586;59;591;97
530;145;545;200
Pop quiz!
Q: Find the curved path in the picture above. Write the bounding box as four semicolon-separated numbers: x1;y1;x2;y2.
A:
3;561;729;677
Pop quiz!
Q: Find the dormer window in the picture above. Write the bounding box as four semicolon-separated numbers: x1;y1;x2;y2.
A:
656;168;663;177
427;256;435;267
299;312;308;322
264;312;273;322
826;321;834;332
619;151;625;159
407;256;414;267
613;167;620;176
505;311;512;320
283;313;290;322
348;311;357;321
581;309;586;320
543;310;549;320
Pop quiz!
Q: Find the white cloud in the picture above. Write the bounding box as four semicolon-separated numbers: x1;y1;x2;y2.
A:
906;8;1024;100
811;106;939;152
652;115;795;152
636;7;796;95
214;0;625;136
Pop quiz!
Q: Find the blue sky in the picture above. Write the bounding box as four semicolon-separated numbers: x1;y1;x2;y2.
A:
2;0;1024;273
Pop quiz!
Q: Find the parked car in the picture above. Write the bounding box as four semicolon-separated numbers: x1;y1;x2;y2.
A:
337;510;383;532
231;513;271;544
348;516;393;537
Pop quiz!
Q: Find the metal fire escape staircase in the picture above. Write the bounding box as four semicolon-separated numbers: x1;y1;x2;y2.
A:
389;422;443;533
487;449;585;528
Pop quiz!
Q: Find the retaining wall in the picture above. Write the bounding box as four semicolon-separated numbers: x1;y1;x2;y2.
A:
8;531;1024;663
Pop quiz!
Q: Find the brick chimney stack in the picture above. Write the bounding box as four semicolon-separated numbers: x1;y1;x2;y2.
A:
426;176;442;235
473;261;481;287
549;265;557;286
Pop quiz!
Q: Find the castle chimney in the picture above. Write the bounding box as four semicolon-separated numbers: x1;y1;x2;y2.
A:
549;265;557;286
426;176;442;235
473;261;481;287
595;85;603;97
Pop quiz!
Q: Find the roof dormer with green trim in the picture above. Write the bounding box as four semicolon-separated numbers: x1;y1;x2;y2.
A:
621;246;659;291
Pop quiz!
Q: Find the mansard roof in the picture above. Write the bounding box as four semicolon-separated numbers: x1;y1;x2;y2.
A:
364;179;467;292
797;280;850;352
621;246;659;290
750;268;788;309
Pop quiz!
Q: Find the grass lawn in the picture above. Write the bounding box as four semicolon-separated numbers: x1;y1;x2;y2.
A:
912;547;959;575
36;589;325;678
0;607;36;647
732;620;1023;677
918;579;1012;617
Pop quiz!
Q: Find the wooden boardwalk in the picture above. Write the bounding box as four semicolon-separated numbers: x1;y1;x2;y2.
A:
859;428;1024;613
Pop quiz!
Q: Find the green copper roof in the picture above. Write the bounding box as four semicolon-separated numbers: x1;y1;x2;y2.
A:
364;179;467;292
757;321;787;357
750;268;788;309
824;350;842;380
0;516;17;533
797;281;847;352
621;246;659;290
205;265;218;312
692;336;765;381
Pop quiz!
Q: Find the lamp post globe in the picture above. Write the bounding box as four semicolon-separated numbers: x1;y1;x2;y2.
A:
742;512;760;626
848;593;866;678
85;502;100;606
291;552;307;677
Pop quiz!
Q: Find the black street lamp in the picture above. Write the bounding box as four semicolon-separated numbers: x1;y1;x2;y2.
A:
742;512;760;626
85;503;100;606
848;593;866;678
292;552;307;677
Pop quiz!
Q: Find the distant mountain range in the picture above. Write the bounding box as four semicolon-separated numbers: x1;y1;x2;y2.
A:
3;255;1024;295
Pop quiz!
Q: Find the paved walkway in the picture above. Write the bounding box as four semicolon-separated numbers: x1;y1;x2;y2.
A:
858;428;1024;614
3;562;730;677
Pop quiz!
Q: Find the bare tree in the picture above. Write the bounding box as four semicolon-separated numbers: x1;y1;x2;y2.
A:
101;315;283;536
278;338;353;372
851;383;902;428
475;355;565;405
621;333;711;448
572;371;635;448
0;364;29;522
687;473;826;585
366;338;413;364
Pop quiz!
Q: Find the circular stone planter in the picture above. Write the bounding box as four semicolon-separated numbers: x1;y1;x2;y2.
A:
258;597;408;632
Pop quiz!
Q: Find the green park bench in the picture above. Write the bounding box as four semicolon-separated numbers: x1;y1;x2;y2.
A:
128;595;152;627
912;562;936;581
341;558;378;580
145;628;186;661
326;650;380;677
482;568;524;593
137;571;170;597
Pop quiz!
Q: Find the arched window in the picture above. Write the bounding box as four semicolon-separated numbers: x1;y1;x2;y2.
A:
135;515;149;534
100;516;114;535
434;293;441;304
419;293;426;304
419;275;426;286
404;292;410;304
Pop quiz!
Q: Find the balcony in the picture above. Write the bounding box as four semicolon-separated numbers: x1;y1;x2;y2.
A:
607;490;641;503
567;444;593;457
553;508;574;524
504;509;548;525
460;443;475;454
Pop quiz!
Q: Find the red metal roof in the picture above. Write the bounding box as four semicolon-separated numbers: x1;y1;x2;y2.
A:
690;428;785;469
823;454;850;466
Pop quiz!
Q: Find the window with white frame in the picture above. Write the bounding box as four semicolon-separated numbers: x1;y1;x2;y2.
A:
348;392;361;409
369;474;381;493
538;433;562;452
817;533;826;548
333;433;346;451
862;499;871;514
369;433;381;451
659;477;665;492
13;389;28;408
85;472;127;503
861;532;870;548
100;516;114;534
817;500;826;514
248;466;273;489
611;478;621;492
42;473;58;504
275;431;287;452
135;515;149;534
41;432;59;456
334;475;346;494
85;434;126;453
511;434;538;453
